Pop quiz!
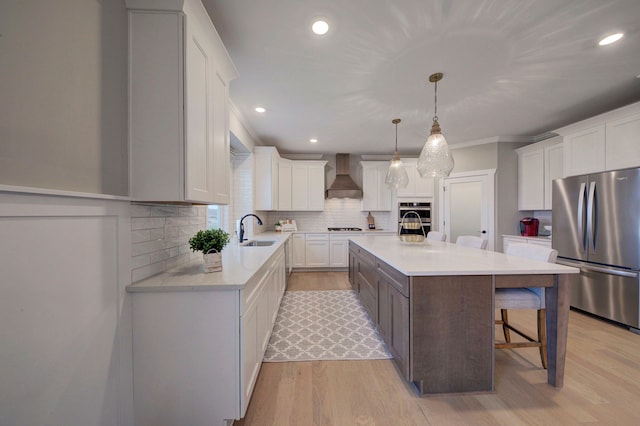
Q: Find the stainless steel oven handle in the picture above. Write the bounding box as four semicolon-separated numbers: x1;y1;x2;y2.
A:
558;259;638;278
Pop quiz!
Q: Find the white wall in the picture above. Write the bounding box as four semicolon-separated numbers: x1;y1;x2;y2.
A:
0;1;128;195
0;191;133;425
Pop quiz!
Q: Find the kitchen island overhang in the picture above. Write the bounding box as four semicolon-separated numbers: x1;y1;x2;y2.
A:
347;235;579;395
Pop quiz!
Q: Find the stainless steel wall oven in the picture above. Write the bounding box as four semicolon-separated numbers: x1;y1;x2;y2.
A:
398;201;432;235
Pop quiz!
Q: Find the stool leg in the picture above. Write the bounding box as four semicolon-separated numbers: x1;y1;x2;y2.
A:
501;309;511;342
538;308;547;369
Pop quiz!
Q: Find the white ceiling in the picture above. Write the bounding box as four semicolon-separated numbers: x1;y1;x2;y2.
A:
202;0;640;156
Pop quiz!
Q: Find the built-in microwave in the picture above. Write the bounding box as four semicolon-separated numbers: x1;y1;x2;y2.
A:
398;201;432;234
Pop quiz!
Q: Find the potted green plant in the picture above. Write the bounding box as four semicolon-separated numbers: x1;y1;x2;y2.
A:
188;228;230;273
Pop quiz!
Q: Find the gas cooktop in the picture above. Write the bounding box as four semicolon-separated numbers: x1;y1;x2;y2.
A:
327;227;363;232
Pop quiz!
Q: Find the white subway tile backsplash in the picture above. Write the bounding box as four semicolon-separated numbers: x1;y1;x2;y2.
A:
131;229;151;244
130;202;207;282
265;198;394;233
131;217;165;230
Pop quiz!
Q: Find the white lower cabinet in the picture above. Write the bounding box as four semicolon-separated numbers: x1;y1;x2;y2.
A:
131;247;285;425
293;232;394;269
502;235;551;252
292;233;306;267
329;234;349;267
305;233;330;267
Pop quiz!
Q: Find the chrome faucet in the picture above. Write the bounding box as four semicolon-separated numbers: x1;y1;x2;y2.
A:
239;213;263;243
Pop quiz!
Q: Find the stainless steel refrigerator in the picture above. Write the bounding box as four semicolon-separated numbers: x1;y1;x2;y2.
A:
552;167;640;331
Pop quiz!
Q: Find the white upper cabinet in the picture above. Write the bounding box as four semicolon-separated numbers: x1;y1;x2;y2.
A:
277;159;293;210
516;136;563;211
518;149;544;210
396;158;434;198
605;112;640;171
273;161;326;211
558;102;640;177
563;125;605;177
126;0;237;204
360;161;392;211
254;147;279;210
544;143;564;208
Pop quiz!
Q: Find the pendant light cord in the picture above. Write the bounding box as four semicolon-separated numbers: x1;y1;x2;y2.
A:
391;118;401;153
433;79;438;122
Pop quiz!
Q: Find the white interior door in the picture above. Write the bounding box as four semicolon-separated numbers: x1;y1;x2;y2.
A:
439;169;495;251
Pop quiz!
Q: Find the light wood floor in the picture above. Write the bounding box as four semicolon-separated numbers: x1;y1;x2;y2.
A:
236;272;640;425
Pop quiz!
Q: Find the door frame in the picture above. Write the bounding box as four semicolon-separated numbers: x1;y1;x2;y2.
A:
438;169;496;251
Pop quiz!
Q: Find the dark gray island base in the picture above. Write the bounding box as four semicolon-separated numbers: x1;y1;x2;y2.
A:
348;238;574;395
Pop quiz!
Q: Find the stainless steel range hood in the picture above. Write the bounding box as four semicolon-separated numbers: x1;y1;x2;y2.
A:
326;153;363;199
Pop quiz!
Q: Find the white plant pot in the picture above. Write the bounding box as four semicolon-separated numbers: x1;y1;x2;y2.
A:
203;250;222;273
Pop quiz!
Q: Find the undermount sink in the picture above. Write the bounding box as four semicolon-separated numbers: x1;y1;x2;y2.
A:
242;240;275;247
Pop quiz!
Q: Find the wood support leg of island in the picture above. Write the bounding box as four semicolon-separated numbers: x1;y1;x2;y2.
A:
410;275;494;394
545;274;570;387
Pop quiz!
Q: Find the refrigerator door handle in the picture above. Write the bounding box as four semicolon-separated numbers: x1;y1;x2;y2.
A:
559;259;639;278
587;181;597;252
577;182;587;252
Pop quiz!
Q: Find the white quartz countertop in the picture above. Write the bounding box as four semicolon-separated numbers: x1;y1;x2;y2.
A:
127;232;290;292
349;235;578;276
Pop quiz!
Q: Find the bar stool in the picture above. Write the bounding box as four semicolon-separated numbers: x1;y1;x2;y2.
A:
455;235;488;249
496;243;558;369
426;231;446;241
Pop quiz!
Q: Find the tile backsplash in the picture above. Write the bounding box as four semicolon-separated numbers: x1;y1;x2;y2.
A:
130;203;207;282
265;198;394;232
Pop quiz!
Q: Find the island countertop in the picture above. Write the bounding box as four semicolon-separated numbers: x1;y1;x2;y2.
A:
127;232;290;292
348;235;578;276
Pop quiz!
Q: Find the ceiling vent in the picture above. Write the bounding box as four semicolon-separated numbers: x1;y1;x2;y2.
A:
326;153;363;199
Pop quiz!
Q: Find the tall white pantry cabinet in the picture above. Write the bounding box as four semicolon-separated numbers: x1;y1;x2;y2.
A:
127;0;237;204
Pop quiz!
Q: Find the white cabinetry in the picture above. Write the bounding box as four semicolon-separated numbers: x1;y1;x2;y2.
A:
361;161;392;211
290;161;327;211
605;112;640;170
558;102;640;177
126;0;237;204
563;125;605;177
544;143;564;208
502;235;551;253
396;158;434;198
305;233;330;267
130;246;285;425
254;147;279;210
241;250;285;413
516;136;563;210
329;234;350;267
278;159;293;210
292;233;306;267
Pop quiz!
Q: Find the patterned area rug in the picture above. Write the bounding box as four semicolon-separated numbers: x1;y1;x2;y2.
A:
263;290;392;362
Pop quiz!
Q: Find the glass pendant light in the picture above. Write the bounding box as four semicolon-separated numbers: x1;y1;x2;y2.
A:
417;72;454;178
385;118;409;189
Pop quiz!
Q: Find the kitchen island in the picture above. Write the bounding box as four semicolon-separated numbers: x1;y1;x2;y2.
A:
348;235;578;395
127;232;289;426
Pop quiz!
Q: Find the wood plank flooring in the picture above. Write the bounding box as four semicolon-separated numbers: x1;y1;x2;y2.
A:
235;271;640;425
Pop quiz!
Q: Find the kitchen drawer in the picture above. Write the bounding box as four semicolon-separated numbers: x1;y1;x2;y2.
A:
358;276;378;321
376;258;409;297
357;247;375;266
305;233;329;241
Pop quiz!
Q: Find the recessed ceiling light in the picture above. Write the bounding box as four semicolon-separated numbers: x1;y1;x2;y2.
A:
312;20;329;35
310;138;318;143
255;107;266;113
598;33;624;46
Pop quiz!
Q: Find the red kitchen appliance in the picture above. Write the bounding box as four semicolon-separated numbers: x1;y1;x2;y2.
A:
519;217;539;236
